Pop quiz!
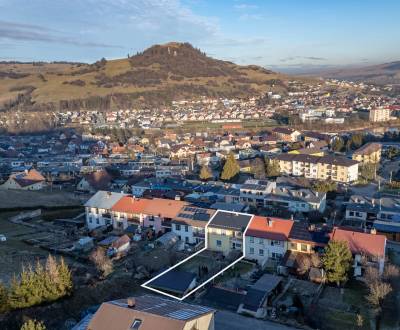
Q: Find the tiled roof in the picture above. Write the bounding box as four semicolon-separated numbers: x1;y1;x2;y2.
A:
330;227;386;257
246;216;294;241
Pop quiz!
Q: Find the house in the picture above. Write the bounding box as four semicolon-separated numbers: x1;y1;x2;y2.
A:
352;143;382;164
77;169;113;193
245;216;294;267
272;127;301;142
84;191;126;230
109;234;131;255
86;294;215;330
172;206;215;244
1;169;46;190
207;210;253;256
330;227;386;275
237;274;283;318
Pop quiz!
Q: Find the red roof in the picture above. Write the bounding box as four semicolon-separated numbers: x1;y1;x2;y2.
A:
246;216;294;241
111;196;150;214
330;227;386;257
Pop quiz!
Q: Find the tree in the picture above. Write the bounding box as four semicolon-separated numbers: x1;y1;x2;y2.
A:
90;247;113;278
312;180;337;193
351;133;364;149
264;157;280;177
199;165;212;181
250;157;265;179
20;319;46;330
331;137;344;152
8;256;72;310
220;153;240;181
322;240;353;286
0;282;9;314
359;163;377;182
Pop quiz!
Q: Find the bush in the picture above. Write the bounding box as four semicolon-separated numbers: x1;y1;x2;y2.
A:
20;319;46;330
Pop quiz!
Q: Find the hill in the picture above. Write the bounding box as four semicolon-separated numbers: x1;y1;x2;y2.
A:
303;61;400;85
0;42;292;112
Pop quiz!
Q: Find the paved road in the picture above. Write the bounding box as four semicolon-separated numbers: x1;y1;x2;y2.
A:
215;310;299;330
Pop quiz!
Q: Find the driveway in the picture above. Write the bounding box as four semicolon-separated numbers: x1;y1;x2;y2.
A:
215;310;299;330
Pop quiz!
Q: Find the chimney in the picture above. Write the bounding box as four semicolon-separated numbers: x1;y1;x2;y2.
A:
370;228;377;235
175;195;181;201
127;298;136;308
267;218;273;227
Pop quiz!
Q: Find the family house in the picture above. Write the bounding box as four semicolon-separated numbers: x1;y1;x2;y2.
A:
1;169;46;190
207;211;253;257
330;227;386;276
87;295;215;330
245;216;294;267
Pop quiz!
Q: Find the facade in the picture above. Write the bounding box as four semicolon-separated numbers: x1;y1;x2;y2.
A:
85;191;126;230
276;154;359;183
245;216;294;267
369;108;391;122
352;143;382;164
172;206;215;244
272;127;301;142
207;210;253;256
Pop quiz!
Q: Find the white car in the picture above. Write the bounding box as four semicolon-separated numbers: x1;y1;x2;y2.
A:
0;234;6;242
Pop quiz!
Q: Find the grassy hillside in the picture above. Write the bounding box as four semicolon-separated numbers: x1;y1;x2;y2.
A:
0;42;294;112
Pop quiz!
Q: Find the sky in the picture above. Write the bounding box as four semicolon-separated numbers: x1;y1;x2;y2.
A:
0;0;399;71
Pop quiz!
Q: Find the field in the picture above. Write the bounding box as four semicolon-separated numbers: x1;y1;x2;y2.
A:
0;189;85;210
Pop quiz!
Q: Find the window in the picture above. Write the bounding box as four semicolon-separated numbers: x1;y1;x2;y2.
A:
175;224;181;231
249;247;254;255
249;236;254;243
272;252;282;260
185;225;188;232
96;218;99;225
290;242;297;250
259;238;263;244
301;244;308;252
216;240;222;247
185;237;189;243
131;319;142;329
349;211;354;216
259;249;264;256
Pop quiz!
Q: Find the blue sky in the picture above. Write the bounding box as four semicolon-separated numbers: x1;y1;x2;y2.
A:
0;0;399;70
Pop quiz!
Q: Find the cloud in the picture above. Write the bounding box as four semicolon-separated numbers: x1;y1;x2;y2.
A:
0;20;121;48
234;3;258;10
280;55;327;62
239;13;263;21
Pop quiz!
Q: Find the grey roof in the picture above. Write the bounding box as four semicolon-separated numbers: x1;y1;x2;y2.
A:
242;274;283;311
84;190;125;209
276;153;358;167
110;294;214;320
210;202;246;212
208;210;252;231
148;270;196;295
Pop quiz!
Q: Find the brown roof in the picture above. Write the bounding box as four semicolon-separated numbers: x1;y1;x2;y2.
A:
84;170;113;190
11;169;45;187
330;227;386;257
143;198;189;219
353;142;382;156
87;295;214;330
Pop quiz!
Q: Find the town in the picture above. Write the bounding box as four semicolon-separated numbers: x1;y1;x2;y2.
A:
1;105;400;329
1;1;400;329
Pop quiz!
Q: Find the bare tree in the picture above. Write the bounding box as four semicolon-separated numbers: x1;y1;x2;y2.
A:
90;248;113;278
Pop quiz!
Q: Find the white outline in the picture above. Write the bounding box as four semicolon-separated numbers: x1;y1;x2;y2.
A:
141;210;255;301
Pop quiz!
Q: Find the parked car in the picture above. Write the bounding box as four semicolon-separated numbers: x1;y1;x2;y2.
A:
0;234;7;242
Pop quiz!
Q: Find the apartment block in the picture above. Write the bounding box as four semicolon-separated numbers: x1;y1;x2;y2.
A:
276;154;359;183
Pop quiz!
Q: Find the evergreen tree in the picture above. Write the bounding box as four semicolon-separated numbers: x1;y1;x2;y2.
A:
20;319;46;330
221;153;240;181
0;282;9;314
199;165;212;181
331;137;344;152
265;157;280;177
323;240;353;286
